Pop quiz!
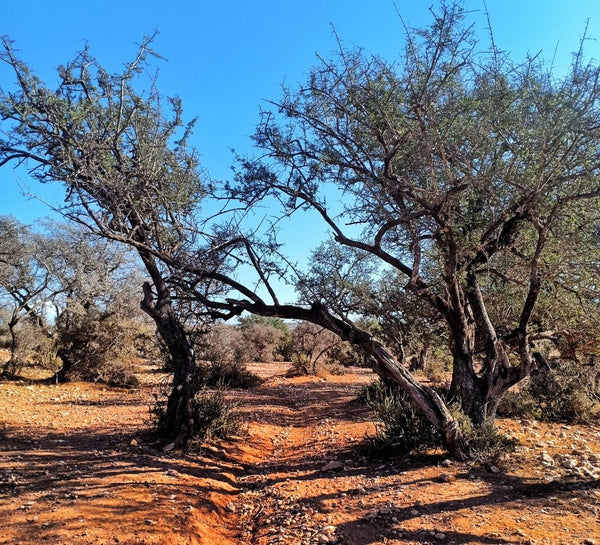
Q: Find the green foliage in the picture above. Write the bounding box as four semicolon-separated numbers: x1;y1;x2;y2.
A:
360;379;443;454
451;409;517;465
498;360;600;424
189;388;245;444
287;353;313;376
239;315;290;336
200;362;262;389
496;389;541;420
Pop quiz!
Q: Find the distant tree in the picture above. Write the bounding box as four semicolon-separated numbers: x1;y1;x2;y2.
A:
49;226;151;385
239;315;291;362
289;321;343;374
198;322;246;368
0;217;57;375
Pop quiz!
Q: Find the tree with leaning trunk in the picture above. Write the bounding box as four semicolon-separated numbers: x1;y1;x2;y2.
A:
2;4;600;457
232;3;600;431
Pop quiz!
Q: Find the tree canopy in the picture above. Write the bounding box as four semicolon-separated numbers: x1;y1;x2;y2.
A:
2;3;600;457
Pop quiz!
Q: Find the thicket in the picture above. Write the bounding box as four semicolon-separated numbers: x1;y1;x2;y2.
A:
361;378;516;464
498;359;600;424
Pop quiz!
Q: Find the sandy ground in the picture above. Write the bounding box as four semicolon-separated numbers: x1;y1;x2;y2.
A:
1;360;599;545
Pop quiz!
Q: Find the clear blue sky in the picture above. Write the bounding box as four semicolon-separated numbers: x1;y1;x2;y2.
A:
1;0;599;296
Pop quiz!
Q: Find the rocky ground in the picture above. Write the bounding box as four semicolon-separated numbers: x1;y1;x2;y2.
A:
1;359;599;544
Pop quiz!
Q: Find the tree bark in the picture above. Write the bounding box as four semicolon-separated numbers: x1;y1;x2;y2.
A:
141;280;197;447
222;299;466;458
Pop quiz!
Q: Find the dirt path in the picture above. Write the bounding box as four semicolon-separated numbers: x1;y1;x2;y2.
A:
1;363;600;544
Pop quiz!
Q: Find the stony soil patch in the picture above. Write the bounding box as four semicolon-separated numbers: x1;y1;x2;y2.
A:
1;362;599;544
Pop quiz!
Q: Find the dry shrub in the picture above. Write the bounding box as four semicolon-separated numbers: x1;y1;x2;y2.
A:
360;379;442;454
195;323;261;388
55;303;140;388
498;359;600;424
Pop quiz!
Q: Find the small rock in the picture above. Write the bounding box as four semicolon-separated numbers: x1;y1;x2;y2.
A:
225;502;236;513
366;509;379;520
162;442;175;452
541;452;555;466
434;532;447;540
145;519;156;526
441;459;452;467
489;465;501;474
321;461;344;472
440;473;455;482
165;468;180;477
561;457;578;469
130;439;138;447
583;539;596;545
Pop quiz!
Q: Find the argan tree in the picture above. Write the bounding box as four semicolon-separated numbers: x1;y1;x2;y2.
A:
235;3;600;429
3;4;600;458
0;217;57;375
0;35;207;445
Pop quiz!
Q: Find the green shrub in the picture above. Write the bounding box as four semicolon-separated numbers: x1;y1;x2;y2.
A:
287;353;314;376
497;388;540;420
360;379;443;454
200;362;262;389
498;360;600;424
190;389;245;444
527;361;600;423
453;410;517;465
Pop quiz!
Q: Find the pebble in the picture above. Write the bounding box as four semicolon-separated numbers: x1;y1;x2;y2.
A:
321;461;344;472
541;452;555;466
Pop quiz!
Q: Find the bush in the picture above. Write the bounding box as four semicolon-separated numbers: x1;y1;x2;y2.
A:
54;303;140;387
195;323;262;389
190;388;245;444
497;359;600;424
496;388;540;420
360;379;443;454
451;408;517;465
200;361;262;389
361;379;516;462
287;353;313;376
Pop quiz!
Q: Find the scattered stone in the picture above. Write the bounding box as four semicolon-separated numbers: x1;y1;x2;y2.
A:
561;457;578;469
541;452;555;466
441;459;452;467
162;442;175;452
440;473;455;483
434;532;447;540
130;439;138;447
144;519;156;526
489;465;501;474
165;468;180;477
366;509;379;520
321;460;344;472
225;501;236;513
